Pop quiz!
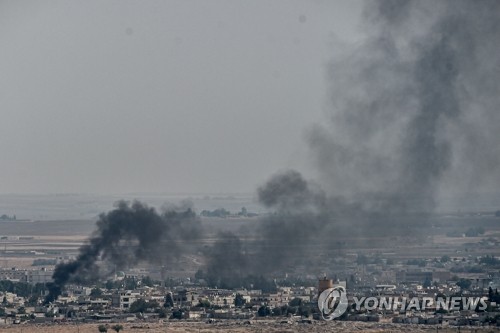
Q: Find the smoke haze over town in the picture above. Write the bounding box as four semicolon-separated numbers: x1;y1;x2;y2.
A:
0;1;500;331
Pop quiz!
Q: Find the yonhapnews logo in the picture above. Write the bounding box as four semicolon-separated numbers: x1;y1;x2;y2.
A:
317;286;349;320
318;287;488;321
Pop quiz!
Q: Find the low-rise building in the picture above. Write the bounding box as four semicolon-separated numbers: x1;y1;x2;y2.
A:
112;291;141;310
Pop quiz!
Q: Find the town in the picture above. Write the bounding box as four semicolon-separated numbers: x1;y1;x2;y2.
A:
0;234;499;331
0;203;499;332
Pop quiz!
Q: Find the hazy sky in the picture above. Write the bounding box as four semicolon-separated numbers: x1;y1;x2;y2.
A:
0;0;363;194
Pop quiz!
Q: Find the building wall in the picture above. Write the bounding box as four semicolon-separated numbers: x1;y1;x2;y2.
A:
112;291;140;310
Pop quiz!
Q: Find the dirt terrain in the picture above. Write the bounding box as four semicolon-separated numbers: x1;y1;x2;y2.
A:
0;321;491;333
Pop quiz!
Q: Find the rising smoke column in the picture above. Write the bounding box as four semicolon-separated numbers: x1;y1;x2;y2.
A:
204;231;249;288
204;170;348;284
308;0;500;212
257;169;327;213
46;201;200;303
255;170;331;271
202;0;500;282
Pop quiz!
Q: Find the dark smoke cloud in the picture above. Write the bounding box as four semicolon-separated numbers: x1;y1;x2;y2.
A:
46;201;200;303
309;0;500;211
204;0;500;284
257;169;327;213
204;171;346;284
205;231;248;288
51;1;499;293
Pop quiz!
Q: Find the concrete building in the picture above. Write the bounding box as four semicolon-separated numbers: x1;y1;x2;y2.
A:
111;291;141;310
173;289;200;307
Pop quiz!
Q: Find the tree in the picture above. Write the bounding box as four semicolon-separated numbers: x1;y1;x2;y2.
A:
158;308;167;318
141;276;154;287
258;306;271;317
492;289;500;304
129;299;148;313
200;208;230;218
465;226;485;237
289;298;302;307
286;305;297;316
234;293;246;307
149;300;160;309
456;279;472;290
423;277;432;288
194;269;205;280
171;309;183;319
299;305;311;317
440;255;450;263
105;280;115;290
111;324;123;332
123;277;137;290
272;307;282;316
164;293;174;308
479;255;500;266
238;207;248;216
98;325;108;333
197;299;210;308
90;287;103;298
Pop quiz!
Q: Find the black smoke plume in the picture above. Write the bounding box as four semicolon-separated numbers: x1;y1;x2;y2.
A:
203;0;500;284
45;201;200;303
205;231;248;288
309;0;500;211
257;169;327;213
45;1;500;295
204;170;349;284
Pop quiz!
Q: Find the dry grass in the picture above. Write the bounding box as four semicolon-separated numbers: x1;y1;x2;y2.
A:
0;321;493;333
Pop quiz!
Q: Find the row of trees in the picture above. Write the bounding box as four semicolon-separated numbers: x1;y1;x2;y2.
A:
200;208;231;218
195;269;278;293
200;207;257;218
446;226;486;237
257;298;317;318
0;281;46;302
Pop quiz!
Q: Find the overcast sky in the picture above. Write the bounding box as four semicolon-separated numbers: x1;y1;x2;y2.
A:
0;0;363;194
